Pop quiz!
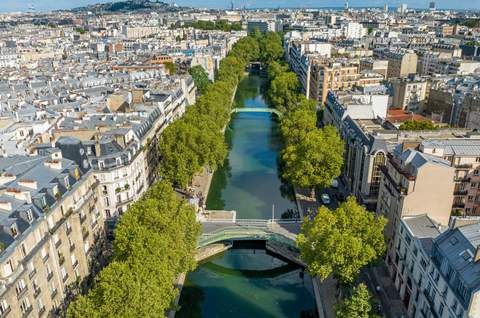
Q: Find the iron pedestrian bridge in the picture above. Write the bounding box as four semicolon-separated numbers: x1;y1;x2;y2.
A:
231;107;282;118
199;219;301;248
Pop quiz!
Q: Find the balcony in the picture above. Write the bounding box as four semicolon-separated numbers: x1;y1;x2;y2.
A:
38;306;45;317
47;272;53;281
453;202;466;209
42;254;49;263
454;190;468;196
54;239;62;249
21;306;32;318
66;226;72;235
80;214;87;224
16;286;28;300
51;289;57;299
0;306;11;318
58;255;65;265
456;164;473;170
28;269;37;279
33;287;41;298
62;274;69;283
69;244;75;252
82;228;89;240
72;260;79;269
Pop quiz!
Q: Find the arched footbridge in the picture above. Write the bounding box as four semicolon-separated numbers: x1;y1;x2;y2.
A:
231;107;282;118
199;219;301;248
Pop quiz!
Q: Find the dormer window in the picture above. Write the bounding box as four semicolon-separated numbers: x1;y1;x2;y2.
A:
10;224;18;237
26;209;33;223
64;176;70;189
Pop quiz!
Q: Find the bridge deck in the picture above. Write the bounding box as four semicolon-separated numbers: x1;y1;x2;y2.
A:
231;107;282;117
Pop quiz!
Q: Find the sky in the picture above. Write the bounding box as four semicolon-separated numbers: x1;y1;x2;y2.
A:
0;0;479;13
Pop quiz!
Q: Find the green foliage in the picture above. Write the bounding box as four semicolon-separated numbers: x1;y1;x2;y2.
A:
259;32;284;64
461;19;480;28
164;62;177;75
267;61;289;80
158;35;261;188
189;65;210;94
335;283;380;318
282;125;344;190
67;181;200;317
280;98;317;145
297;198;387;284
399;120;437;131
74;27;86;34
464;41;480;46
178;20;242;32
268;72;301;112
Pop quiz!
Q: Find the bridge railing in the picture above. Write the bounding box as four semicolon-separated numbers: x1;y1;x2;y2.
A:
201;218;302;224
198;221;299;248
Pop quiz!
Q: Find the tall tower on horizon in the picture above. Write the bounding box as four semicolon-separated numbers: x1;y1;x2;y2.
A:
344;0;349;12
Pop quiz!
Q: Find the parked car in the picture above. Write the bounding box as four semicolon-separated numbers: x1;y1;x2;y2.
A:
321;193;331;205
331;178;339;188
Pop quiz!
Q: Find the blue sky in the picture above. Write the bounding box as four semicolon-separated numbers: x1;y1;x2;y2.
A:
0;0;478;12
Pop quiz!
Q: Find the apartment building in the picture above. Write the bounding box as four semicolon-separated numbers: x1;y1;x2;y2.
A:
391;216;480;318
390;77;429;112
0;153;104;318
324;89;389;128
420;139;480;216
310;59;383;104
286;41;331;98
359;58;388;78
376;149;455;244
375;49;418;79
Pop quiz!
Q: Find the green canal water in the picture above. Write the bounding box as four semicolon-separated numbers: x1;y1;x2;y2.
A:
177;75;316;318
205;75;296;219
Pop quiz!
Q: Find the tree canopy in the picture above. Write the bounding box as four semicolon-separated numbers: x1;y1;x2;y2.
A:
335;283;380;318
176;20;243;32
268;72;301;113
399;119;437;131
297;197;387;284
280;98;317;145
67;181;200;318
282;125;344;191
164;61;177;75
259;32;284;64
189;65;211;95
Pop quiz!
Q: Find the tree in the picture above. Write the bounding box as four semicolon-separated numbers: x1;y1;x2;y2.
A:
280;100;317;145
259;32;284;64
268;71;300;112
164;61;177;75
282;125;344;194
189;65;210;94
335;283;380;318
297;198;387;284
399;120;437;131
68;181;200;318
267;60;289;80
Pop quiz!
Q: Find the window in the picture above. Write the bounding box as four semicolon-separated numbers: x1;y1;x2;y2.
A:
20;298;30;314
16;279;26;295
10;224;18;237
0;299;8;314
26;209;33;222
438;303;444;316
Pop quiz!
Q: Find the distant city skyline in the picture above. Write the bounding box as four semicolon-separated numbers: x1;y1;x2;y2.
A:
0;0;479;13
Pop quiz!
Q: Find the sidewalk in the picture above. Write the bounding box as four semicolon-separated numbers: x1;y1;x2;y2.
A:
361;263;407;318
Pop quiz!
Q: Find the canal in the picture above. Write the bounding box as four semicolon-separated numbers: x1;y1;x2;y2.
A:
177;75;317;318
